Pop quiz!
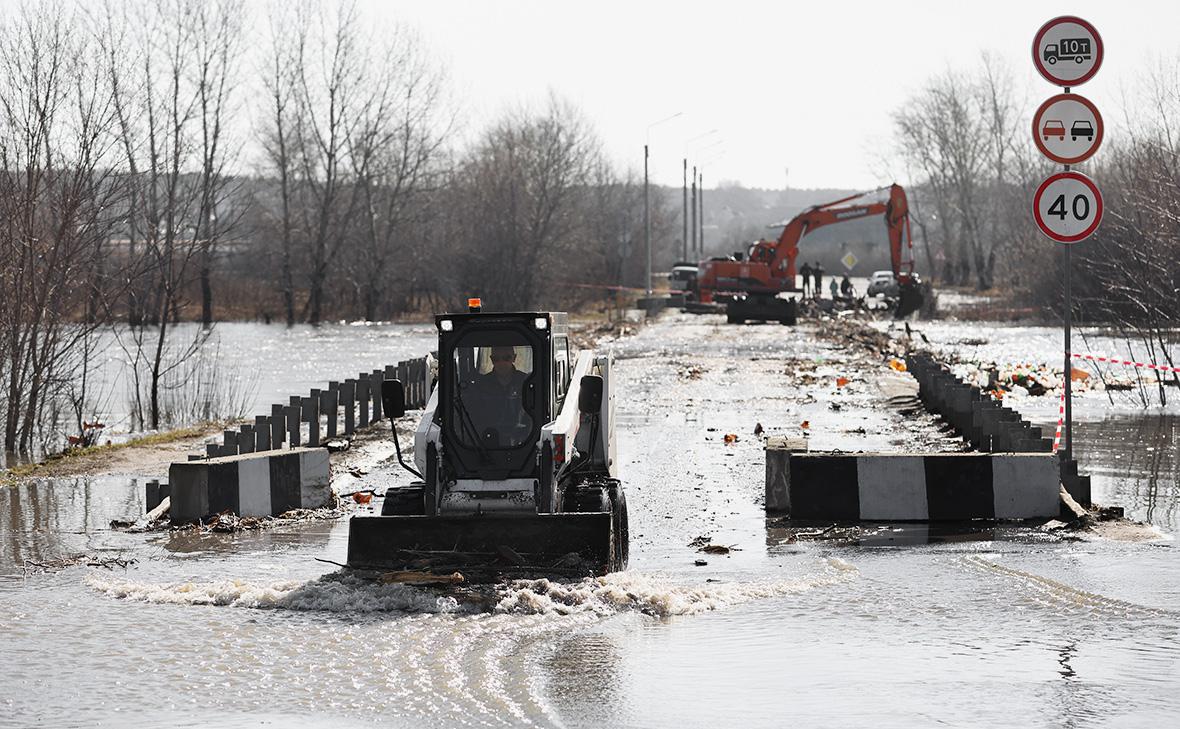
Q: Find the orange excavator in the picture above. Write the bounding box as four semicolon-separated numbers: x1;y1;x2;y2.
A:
696;183;924;322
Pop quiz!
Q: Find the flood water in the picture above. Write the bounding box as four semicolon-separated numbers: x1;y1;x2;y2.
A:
1;313;1177;727
9;322;439;464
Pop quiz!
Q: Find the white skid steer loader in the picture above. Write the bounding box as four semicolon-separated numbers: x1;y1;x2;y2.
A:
346;301;628;578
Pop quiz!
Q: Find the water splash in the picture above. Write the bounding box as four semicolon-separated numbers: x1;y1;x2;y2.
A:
494;558;859;617
85;558;858;618
85;572;463;613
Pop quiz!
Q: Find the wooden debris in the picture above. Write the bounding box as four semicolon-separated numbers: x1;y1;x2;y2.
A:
378;570;464;585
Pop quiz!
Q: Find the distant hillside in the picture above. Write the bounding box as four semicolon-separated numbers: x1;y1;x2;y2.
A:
661;183;902;275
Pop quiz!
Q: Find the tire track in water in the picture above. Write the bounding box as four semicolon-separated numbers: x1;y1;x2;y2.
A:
963;554;1176;619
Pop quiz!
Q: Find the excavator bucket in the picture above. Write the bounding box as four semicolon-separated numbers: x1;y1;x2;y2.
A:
894;282;925;319
346;512;617;580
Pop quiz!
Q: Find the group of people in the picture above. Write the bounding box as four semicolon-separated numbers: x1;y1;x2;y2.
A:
799;262;856;301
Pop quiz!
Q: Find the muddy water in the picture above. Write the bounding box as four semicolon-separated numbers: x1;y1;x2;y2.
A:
2;313;1178;727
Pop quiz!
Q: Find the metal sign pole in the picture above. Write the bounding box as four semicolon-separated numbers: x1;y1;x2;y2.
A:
1063;105;1073;463
1064;236;1072;461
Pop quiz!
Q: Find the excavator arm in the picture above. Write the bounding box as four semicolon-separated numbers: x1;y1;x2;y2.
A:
765;184;916;285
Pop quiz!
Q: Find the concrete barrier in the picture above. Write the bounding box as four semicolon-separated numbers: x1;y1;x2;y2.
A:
766;450;1061;521
905;352;1090;506
167;448;332;525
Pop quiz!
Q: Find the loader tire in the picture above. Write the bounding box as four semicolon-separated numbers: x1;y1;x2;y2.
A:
381;485;425;516
727;314;744;325
609;486;629;571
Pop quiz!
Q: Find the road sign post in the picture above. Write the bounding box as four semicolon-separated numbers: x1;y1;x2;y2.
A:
1031;16;1104;463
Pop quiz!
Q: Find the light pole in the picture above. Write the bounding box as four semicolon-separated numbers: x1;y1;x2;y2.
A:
682;159;688;261
645;111;683;296
683;130;719;261
698;148;725;258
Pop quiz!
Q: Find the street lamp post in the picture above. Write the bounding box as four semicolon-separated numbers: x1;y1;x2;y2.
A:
684;130;720;260
682;159;688;261
644;112;683;296
697;148;725;258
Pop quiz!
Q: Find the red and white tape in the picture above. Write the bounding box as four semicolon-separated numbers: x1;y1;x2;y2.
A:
1052;351;1180;453
1070;352;1180;375
1052;392;1065;453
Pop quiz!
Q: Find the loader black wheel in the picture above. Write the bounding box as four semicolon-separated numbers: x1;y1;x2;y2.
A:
727;314;744;324
609;486;629;571
564;485;610;514
381;485;425;516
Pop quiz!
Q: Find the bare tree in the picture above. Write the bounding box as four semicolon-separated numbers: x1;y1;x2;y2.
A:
893;60;1028;289
451;95;601;309
0;4;125;452
345;23;451;321
100;0;238;429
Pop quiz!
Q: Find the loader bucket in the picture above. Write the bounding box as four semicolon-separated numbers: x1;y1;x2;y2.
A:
894;281;925;319
346;513;616;580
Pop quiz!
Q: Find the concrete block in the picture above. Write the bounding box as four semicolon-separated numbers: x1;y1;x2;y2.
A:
168;447;332;525
991;455;1060;519
856;456;929;520
765;437;809;512
765;451;1061;521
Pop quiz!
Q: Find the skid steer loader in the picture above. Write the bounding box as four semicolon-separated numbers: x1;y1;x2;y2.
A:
346;301;628;578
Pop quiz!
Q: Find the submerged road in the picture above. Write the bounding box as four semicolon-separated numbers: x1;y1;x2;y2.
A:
1;312;1178;727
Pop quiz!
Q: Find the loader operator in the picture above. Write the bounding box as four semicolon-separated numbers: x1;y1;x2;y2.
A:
472;345;531;446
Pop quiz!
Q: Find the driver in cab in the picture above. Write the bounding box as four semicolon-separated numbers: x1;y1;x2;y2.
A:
474;345;529;443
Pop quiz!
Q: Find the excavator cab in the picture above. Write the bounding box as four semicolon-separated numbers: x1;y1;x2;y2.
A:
895;275;926;319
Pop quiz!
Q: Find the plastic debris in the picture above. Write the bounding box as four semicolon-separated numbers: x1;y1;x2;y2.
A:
723;433;739;444
836;376;850;388
888;358;907;372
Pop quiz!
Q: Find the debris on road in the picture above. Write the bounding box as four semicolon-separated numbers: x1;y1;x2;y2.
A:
378;570;465;586
723;433;739;444
23;553;136;574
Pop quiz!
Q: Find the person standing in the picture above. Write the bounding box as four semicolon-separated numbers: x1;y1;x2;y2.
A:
829;278;839;300
813;262;824;299
799;261;812;297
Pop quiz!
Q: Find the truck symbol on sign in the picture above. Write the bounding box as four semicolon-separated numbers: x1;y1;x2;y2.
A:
1044;38;1092;65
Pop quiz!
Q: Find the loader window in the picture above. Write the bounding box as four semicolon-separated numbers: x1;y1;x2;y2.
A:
452;339;536;449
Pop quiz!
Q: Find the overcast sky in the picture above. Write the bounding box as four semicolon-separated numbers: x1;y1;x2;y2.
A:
377;0;1180;191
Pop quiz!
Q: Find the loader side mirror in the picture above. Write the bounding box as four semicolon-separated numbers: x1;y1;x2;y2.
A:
578;375;603;414
382;379;406;419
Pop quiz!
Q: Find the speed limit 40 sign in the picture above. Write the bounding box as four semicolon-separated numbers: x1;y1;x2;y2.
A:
1032;171;1103;243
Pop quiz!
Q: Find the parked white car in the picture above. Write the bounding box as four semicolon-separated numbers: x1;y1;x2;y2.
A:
866;270;898;297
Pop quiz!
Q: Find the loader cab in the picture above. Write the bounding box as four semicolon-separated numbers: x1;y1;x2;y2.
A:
435;310;570;480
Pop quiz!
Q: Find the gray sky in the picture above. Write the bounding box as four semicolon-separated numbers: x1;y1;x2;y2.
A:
379;0;1180;190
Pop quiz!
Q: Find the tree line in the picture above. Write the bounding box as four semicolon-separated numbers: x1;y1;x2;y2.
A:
0;0;681;451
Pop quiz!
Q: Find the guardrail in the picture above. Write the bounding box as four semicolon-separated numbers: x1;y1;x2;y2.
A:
195;354;434;460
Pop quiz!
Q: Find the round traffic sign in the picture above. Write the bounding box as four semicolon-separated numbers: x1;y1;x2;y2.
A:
1032;172;1103;243
1032;93;1103;164
1032;16;1103;87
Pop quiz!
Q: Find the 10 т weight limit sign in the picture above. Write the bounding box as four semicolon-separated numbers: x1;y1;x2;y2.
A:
1032;171;1102;244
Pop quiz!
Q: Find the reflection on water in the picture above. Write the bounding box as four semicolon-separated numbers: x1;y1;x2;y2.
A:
0;477;144;572
1075;415;1179;530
